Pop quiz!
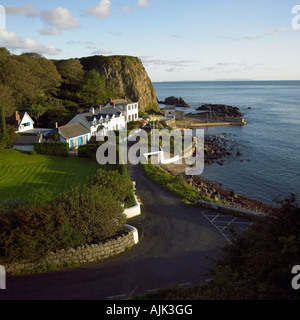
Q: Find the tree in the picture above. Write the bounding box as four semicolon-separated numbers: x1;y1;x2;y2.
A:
0;105;9;151
30;104;46;127
207;194;300;300
80;70;107;104
0;52;62;108
0;84;16;117
55;58;84;87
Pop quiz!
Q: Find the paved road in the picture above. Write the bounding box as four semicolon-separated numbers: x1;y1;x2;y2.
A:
0;163;226;300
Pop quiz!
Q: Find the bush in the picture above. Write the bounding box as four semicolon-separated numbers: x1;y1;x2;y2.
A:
0;199;24;215
30;150;37;156
57;184;126;244
78;144;99;158
34;142;69;157
26;187;53;206
89;166;135;208
0;203;82;262
127;121;143;130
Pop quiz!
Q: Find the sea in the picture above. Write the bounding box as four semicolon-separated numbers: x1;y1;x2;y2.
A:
153;81;300;205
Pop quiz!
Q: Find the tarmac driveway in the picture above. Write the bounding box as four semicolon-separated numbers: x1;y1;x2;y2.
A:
0;163;229;300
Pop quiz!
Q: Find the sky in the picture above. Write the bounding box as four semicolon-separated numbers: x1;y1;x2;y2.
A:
0;0;300;82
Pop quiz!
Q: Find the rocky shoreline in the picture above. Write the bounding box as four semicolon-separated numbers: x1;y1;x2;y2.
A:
159;134;275;214
204;134;239;165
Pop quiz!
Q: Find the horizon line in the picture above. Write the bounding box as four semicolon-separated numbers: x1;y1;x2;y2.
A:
152;79;300;83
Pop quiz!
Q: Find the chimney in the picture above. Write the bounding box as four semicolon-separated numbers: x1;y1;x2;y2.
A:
99;104;102;111
107;97;112;103
123;96;127;101
55;122;58;129
15;111;20;125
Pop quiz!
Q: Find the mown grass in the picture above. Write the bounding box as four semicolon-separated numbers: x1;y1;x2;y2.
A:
0;150;101;203
141;163;220;205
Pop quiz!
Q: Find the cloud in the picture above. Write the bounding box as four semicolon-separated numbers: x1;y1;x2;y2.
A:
165;67;182;73
264;27;288;36
0;29;61;55
108;31;122;37
5;5;80;34
41;8;80;30
92;48;113;55
243;35;263;40
87;0;112;18
121;5;131;13
219;27;289;42
141;57;193;67
39;28;62;36
201;62;268;74
5;4;39;17
137;0;149;8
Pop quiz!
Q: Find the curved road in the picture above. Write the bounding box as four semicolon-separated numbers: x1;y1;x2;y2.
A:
0;163;225;300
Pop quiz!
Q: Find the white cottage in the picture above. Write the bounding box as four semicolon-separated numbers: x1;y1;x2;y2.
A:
67;106;126;137
58;122;91;149
103;98;139;123
6;111;35;133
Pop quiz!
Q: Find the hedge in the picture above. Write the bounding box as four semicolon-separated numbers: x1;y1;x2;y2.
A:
34;142;69;157
78;144;99;158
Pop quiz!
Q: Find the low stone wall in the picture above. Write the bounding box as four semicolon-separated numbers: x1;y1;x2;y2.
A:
4;225;138;274
196;200;266;220
124;194;141;219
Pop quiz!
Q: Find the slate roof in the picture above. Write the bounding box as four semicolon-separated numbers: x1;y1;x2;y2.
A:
78;108;123;126
14;135;41;146
58;122;90;140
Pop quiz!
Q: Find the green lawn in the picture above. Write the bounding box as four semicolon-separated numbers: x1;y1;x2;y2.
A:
0;150;101;203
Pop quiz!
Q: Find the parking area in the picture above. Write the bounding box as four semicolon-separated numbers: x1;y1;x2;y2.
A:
202;210;253;242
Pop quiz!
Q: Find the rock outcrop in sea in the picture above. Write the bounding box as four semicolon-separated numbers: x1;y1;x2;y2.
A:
196;104;243;118
158;96;190;108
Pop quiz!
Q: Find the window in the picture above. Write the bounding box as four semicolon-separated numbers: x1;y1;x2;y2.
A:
72;139;78;148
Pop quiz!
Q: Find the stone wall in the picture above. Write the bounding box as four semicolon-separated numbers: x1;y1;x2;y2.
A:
195;200;266;220
4;225;138;274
